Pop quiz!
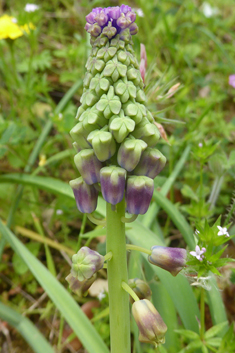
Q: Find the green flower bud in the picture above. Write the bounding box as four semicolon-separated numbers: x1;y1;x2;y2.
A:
66;273;96;297
87;128;116;161
117;138;147;171
128;278;152;304
70;122;91;149
132;299;167;347
71;246;104;281
102;22;117;39
126;176;154;214
89;75;110;96
114;78;137;103
100;166;126;205
132;122;161;147
103;58;127;82
97;46;117;62
109;111;135;143
133;147;166;179
122;101;146;124
96;87;122;119
74;149;102;185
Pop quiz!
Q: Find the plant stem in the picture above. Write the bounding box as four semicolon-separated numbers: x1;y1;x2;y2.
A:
200;287;205;340
106;199;130;353
122;281;139;302
126;244;152;255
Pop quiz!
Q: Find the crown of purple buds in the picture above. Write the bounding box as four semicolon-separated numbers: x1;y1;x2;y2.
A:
85;5;137;40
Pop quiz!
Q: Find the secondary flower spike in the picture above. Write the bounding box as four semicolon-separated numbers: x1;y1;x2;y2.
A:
69;5;166;214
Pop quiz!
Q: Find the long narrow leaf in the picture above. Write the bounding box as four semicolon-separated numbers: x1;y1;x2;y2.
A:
0;302;54;353
0;220;109;353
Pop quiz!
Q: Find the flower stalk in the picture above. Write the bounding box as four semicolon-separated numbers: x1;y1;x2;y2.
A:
106;198;130;353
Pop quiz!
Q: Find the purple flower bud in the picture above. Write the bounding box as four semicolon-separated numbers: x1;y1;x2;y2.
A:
117;13;131;29
66;273;96;297
71;246;104;281
95;11;109;26
128;278;152;304
139;58;146;82
69;177;98;214
117;138;147;171
74;149;102;185
148;246;187;276
120;4;132;14
126;176;154;214
133;148;166;179
132;299;167;347
106;6;120;20
100;166;126;205
87;23;102;37
86;7;102;24
129;23;138;35
126;11;136;23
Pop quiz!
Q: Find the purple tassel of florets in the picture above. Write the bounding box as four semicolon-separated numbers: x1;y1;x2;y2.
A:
85;4;138;38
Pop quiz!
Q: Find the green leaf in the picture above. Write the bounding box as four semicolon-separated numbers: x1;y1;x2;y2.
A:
204;321;228;339
0;221;109;353
174;329;200;340
0;302;54;353
206;337;222;347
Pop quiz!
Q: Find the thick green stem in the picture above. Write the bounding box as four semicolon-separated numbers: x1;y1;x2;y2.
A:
106;199;130;353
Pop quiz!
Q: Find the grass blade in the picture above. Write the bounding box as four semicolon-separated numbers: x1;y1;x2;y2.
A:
0;302;54;353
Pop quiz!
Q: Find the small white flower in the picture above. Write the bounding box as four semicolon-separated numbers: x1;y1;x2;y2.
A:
11;18;17;23
201;2;219;18
56;209;63;215
25;4;40;13
195;229;200;235
198;142;203;147
58;113;63;120
97;290;106;301
191;275;212;290
190;245;206;261
135;8;144;17
217;226;229;237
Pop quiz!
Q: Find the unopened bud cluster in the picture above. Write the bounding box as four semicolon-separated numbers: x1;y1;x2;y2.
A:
70;4;166;215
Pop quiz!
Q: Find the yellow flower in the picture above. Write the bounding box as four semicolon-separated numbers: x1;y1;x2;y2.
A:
0;14;35;40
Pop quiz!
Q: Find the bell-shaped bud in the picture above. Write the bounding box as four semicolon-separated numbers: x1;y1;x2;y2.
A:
126;176;154;214
129;23;138;35
87;129;116;162
71;246;104;281
109;112;135;143
117;138;147;172
69;177;98;214
148;246;187;276
132;299;167;347
128;278;152;304
133;148;166;179
100;166;126;205
106;6;120;20
102;22;117;39
66;273;96;297
117;13;131;29
74;149;102;185
132;122;161;147
70;122;91;149
95;10;108;26
87;23;102;37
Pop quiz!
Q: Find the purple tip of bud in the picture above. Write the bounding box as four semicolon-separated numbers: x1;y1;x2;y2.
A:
132;299;167;347
126;11;136;23
139;58;146;83
148;246;187;276
70;177;98;214
100;166;126;205
74;149;102;185
126;176;154;215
